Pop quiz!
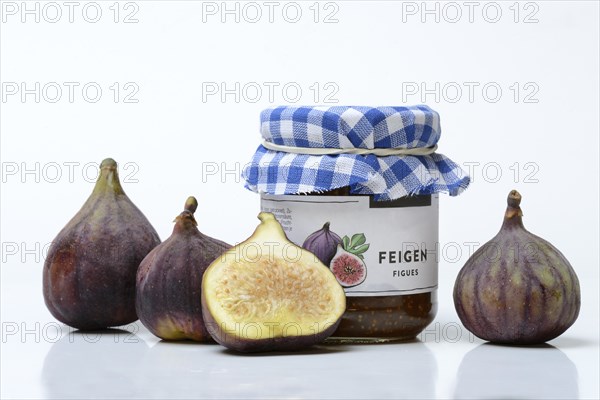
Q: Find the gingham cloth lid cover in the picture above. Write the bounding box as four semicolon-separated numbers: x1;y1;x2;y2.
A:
243;105;470;201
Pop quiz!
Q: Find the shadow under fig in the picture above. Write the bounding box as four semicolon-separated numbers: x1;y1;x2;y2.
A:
42;328;149;399
219;343;352;357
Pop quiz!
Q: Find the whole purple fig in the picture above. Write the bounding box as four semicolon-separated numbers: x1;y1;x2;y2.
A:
453;190;581;344
302;222;343;266
136;196;230;341
43;158;161;330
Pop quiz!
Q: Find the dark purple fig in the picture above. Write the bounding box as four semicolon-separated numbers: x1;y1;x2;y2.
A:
201;213;346;352
136;196;231;341
302;222;343;265
43;158;161;330
330;245;367;288
453;190;581;344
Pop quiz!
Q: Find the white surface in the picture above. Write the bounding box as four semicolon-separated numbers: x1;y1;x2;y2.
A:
1;1;599;399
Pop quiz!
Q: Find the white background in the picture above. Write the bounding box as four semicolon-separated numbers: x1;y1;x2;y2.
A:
1;1;598;399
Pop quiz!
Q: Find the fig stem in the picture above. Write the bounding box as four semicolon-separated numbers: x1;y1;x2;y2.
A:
323;222;331;230
93;158;125;195
173;196;198;231
100;158;117;170
507;190;522;208
185;196;198;214
503;189;524;228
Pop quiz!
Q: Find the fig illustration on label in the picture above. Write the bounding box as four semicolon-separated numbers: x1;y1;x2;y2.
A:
331;233;369;287
302;222;343;266
303;225;370;288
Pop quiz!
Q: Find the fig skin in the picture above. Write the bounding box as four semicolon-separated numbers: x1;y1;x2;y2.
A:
201;292;341;352
201;212;346;353
136;196;231;341
43;158;161;330
453;190;581;344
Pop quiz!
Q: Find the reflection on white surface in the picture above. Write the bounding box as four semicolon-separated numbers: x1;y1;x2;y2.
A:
137;339;437;399
454;343;578;399
41;331;438;399
42;330;149;399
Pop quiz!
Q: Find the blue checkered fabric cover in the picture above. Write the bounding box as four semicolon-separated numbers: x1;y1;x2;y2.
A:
243;105;470;201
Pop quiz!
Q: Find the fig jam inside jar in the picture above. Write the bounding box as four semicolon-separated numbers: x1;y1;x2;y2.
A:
244;105;469;343
339;291;437;342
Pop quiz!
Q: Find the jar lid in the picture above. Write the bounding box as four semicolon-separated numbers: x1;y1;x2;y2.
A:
261;105;440;150
243;105;470;201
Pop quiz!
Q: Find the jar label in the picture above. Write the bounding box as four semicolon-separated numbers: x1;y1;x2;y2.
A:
260;194;439;297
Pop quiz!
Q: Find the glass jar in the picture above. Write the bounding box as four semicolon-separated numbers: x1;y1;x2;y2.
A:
245;105;468;343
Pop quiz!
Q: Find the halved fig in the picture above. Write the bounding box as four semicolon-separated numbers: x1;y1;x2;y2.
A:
201;212;346;352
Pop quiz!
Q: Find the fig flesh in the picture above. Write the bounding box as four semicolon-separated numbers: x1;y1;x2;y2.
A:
43;158;161;330
302;222;343;265
330;245;367;288
201;213;346;352
136;196;231;341
453;190;581;344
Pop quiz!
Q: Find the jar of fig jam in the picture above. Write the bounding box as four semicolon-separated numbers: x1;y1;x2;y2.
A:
243;105;469;343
